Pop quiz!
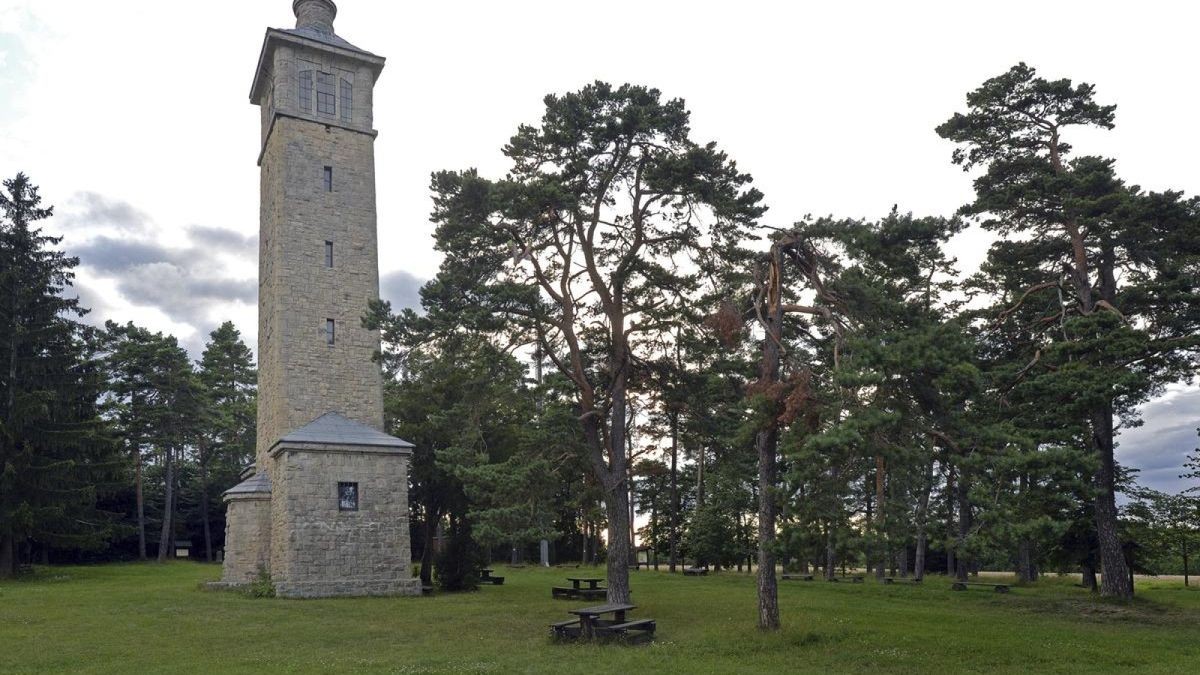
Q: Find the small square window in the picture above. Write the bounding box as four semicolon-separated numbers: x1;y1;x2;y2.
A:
338;482;358;511
323;166;333;192
325;319;335;345
324;241;334;268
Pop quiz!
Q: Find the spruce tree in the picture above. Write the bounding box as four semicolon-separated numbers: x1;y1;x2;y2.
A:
0;173;121;577
195;321;256;561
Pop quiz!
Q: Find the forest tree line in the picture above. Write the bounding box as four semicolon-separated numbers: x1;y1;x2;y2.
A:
3;65;1199;633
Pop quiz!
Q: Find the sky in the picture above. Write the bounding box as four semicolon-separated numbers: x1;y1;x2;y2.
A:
1;0;1197;493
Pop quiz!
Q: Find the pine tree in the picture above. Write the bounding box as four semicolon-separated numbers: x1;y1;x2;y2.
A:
410;82;765;603
102;322;202;562
938;63;1200;598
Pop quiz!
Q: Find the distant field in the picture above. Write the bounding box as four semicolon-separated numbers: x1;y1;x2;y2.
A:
1;563;1197;673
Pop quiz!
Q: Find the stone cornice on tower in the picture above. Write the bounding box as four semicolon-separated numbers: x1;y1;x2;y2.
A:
249;0;384;106
249;30;385;105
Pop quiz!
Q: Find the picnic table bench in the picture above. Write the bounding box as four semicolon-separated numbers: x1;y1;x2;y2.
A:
882;577;922;584
552;577;607;600
952;581;1010;593
683;567;708;576
479;568;505;585
550;603;655;643
781;574;814;581
827;575;864;583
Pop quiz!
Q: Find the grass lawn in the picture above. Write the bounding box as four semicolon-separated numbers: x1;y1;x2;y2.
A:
2;563;1198;673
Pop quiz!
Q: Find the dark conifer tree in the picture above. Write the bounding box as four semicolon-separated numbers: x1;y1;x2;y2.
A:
0;173;122;577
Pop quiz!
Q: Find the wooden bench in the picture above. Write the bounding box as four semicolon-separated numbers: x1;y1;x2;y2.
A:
577;587;607;600
781;574;814;581
952;581;1010;593
827;575;864;583
549;619;581;639
593;618;656;643
552;586;576;599
882;577;922;584
683;567;708;576
479;569;505;585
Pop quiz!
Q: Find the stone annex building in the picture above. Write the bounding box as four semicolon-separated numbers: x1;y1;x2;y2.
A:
219;0;420;598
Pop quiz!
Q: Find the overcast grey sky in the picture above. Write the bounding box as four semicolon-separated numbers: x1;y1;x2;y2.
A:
1;0;1196;492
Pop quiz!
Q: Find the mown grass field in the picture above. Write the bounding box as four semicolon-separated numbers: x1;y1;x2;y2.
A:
1;562;1198;673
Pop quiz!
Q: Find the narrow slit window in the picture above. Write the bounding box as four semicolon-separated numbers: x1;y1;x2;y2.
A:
323;166;333;192
324;241;333;268
325;319;335;345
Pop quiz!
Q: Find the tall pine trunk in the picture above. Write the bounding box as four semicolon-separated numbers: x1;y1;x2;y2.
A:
914;457;934;581
419;505;440;586
668;411;679;573
1093;402;1132;598
596;384;632;604
1182;538;1189;587
604;485;632;602
135;446;146;560
157;446;175;562
824;523;836;581
875;455;886;581
3;289;15;579
752;245;784;631
946;463;956;576
0;525;13;578
199;444;213;562
955;471;970;582
1082;561;1098;592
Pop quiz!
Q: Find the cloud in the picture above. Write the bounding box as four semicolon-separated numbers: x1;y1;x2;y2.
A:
74;236;182;272
113;263;255;327
61;195;258;343
1116;387;1200;495
187;224;256;255
57;192;153;235
380;269;425;312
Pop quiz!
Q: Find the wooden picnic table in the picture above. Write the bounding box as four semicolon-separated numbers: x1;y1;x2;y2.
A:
565;577;604;590
953;581;1010;593
567;603;636;640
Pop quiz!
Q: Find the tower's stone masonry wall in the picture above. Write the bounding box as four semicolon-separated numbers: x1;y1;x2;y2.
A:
220;7;413;598
269;445;418;598
256;114;385;470
261;44;377;145
220;495;272;584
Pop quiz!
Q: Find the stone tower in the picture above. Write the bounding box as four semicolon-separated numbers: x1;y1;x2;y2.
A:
220;0;419;598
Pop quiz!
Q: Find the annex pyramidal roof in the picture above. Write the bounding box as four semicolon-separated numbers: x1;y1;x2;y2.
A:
272;412;414;451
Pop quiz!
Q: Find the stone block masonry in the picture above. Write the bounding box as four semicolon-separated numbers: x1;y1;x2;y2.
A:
221;492;272;584
218;0;417;597
256;116;385;473
270;444;419;598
